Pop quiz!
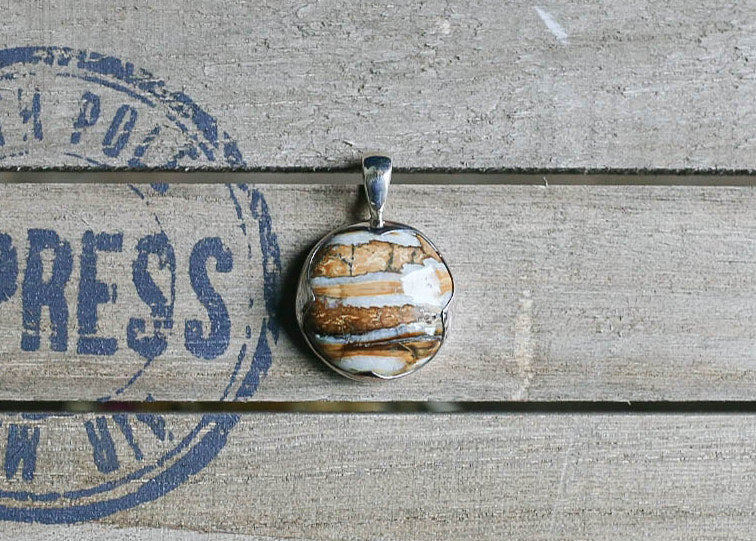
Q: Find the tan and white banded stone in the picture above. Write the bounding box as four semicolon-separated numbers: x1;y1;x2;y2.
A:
296;222;454;380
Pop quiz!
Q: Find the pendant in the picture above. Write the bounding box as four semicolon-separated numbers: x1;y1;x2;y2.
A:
296;155;454;381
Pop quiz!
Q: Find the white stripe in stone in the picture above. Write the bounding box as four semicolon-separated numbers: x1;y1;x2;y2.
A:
328;229;421;247
334;356;408;376
401;261;444;306
324;291;452;309
314;258;450;308
314;322;442;344
312;271;405;287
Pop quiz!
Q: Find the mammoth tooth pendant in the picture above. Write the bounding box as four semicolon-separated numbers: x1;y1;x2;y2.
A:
295;154;454;381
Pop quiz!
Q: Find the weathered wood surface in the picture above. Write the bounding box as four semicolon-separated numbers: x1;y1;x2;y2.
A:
1;1;755;171
0;524;272;541
1;0;754;535
0;183;753;401
0;413;754;540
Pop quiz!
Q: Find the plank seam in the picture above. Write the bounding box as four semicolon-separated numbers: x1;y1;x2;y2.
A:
2;171;756;185
0;401;755;414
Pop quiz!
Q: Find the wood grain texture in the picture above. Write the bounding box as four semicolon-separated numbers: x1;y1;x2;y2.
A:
0;524;272;541
0;183;753;401
1;0;752;536
0;1;755;170
0;413;754;540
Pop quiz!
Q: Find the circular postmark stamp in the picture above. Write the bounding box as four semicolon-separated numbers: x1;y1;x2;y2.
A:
0;46;280;522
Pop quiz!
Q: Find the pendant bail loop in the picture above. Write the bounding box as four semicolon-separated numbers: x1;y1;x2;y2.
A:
362;154;392;229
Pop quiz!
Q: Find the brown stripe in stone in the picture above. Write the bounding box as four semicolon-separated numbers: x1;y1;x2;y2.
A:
436;269;453;293
311;238;441;278
417;235;443;263
316;338;442;366
306;300;430;335
312;279;405;298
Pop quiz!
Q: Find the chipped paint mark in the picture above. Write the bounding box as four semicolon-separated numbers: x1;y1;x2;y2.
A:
534;6;569;44
512;290;534;400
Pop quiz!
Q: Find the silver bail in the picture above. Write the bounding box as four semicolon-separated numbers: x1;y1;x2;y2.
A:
362;154;392;229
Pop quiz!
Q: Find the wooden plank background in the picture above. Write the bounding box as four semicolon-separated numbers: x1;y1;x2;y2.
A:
1;413;756;540
0;183;753;401
1;1;755;539
1;0;755;171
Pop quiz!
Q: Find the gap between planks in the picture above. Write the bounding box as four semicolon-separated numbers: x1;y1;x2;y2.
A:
1;401;756;414
0;171;755;186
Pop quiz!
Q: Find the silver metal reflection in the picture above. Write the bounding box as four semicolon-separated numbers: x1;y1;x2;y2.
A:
362;154;392;229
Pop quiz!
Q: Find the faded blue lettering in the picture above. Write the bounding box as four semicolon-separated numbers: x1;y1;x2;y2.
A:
0;92;4;147
127;232;175;360
18;88;42;142
84;417;119;474
70;91;100;144
0;233;17;302
185;238;232;359
249;188;281;341
4;424;40;481
127;125;161;168
135;414;166;441
102;104;137;157
112;414;143;461
21;229;72;352
77;231;123;355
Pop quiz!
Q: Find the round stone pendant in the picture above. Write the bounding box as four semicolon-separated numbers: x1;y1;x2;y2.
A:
296;155;454;381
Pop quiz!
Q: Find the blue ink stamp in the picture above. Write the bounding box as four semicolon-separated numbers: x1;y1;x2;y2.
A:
0;47;281;523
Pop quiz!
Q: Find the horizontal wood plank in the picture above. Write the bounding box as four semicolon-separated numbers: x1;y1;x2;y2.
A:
0;183;753;401
0;413;753;539
0;524;269;541
0;1;754;170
